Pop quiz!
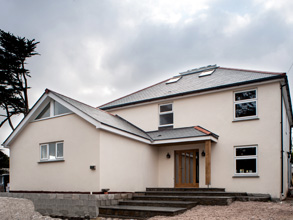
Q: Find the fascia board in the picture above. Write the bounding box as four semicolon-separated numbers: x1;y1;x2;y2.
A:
151;136;218;145
48;93;101;129
3;94;49;148
99;124;151;144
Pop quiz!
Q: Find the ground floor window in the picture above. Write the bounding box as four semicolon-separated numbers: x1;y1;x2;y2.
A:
40;142;64;161
234;145;257;175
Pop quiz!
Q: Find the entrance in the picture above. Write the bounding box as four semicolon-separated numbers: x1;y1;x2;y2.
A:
175;149;199;187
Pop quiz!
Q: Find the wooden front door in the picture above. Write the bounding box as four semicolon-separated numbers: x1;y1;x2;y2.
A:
175;149;199;187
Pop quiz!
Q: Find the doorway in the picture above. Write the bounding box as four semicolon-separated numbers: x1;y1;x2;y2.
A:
175;149;199;187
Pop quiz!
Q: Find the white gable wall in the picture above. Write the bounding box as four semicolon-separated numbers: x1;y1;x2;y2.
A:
9;113;101;192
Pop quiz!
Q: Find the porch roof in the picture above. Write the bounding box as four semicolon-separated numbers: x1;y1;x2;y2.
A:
147;126;218;145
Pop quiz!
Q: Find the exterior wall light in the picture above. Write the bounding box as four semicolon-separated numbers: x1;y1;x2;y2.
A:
90;165;96;170
166;153;171;159
201;150;206;157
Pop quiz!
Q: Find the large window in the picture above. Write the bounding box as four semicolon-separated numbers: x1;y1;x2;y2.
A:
159;103;173;129
40;142;64;161
36;101;71;120
234;89;257;120
234;146;257;176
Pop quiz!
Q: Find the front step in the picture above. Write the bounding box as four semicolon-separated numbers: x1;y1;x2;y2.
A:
132;195;234;206
139;191;247;197
120;200;198;208
99;205;187;218
146;187;225;192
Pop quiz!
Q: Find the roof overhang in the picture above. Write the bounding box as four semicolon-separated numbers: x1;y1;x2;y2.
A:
151;135;218;145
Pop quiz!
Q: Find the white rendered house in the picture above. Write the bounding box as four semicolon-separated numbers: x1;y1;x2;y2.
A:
3;65;292;199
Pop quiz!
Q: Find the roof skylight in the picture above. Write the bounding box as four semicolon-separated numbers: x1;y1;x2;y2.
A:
166;76;182;84
198;69;215;77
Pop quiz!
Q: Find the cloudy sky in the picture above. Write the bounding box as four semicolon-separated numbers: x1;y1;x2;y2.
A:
1;0;293;153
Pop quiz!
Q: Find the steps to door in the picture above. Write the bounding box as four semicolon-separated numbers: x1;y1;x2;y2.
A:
98;187;271;219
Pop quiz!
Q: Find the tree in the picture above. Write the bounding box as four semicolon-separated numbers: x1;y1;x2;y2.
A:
0;29;39;130
0;151;9;174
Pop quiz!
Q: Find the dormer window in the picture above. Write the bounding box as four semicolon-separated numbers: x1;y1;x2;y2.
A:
35;100;72;120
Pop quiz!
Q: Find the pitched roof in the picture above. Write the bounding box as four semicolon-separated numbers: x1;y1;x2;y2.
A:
50;90;151;140
147;126;218;141
100;66;286;110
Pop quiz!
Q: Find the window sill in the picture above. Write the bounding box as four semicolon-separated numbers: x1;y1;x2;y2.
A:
233;117;259;122
233;175;259;178
38;159;65;164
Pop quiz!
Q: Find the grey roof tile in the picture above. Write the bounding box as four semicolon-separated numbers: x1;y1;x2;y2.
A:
147;126;218;141
100;67;285;109
51;90;151;140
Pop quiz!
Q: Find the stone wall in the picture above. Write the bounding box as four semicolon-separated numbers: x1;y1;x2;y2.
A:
0;192;132;218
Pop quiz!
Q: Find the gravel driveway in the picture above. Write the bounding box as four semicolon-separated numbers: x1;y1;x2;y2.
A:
148;200;293;220
1;197;292;220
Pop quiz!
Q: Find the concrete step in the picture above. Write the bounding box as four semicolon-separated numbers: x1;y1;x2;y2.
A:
99;205;187;218
138;191;247;197
120;200;198;208
146;187;225;192
236;194;271;202
132;195;234;206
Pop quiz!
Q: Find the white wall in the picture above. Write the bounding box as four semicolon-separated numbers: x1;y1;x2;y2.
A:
9;114;101;192
109;82;284;198
99;130;158;192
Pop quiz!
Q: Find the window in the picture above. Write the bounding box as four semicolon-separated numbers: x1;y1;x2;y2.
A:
234;89;257;120
159;103;173;129
35;101;71;120
234;146;257;176
40;142;64;161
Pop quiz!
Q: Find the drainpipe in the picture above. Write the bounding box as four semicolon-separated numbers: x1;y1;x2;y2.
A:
281;84;285;196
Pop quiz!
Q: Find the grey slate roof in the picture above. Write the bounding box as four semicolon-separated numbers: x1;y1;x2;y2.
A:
100;66;285;110
147;127;218;141
50;90;151;140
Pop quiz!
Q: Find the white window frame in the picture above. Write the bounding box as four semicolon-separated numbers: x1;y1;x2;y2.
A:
234;145;258;176
40;142;64;161
35;100;72;121
159;103;173;128
234;89;258;121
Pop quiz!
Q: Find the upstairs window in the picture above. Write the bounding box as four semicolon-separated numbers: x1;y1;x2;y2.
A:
234;146;257;176
234;89;257;120
35;101;71;120
40;142;64;161
159;103;173;129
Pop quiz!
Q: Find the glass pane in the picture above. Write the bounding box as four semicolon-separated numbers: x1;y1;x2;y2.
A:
57;143;63;158
54;101;71;116
41;145;47;159
160;113;173;125
236;147;256;156
49;143;56;159
186;153;189;183
181;153;185;184
189;152;193;184
196;152;199;183
236;159;256;173
235;101;256;118
160;104;172;112
175;153;179;184
36;103;50;120
235;90;256;101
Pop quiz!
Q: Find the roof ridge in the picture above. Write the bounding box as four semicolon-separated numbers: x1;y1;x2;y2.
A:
98;78;170;108
115;115;153;141
194;126;211;135
219;67;286;75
